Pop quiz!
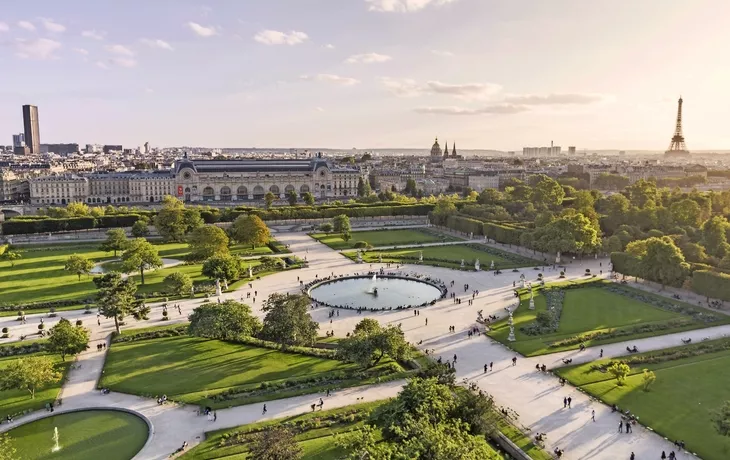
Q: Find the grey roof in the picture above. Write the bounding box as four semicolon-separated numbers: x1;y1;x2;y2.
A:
174;158;360;174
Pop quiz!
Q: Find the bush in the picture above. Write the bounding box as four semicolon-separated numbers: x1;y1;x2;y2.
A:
75;320;83;326
585;268;591;274
38;323;45;330
353;241;369;249
1;327;8;333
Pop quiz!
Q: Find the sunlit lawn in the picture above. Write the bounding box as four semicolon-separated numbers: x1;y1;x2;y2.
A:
311;229;454;250
352;244;539;270
0;352;68;418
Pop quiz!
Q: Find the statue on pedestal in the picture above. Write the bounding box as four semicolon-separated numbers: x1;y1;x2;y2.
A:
357;250;363;263
249;265;253;278
519;273;526;289
419;251;423;262
529;290;535;310
475;259;480;271
215;279;222;297
490;260;495;270
507;310;516;342
460;259;465;268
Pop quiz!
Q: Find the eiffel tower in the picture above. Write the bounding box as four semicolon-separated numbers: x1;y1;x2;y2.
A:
665;96;689;156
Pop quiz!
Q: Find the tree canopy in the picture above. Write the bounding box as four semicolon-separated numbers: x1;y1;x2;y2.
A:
0;355;61;399
201;254;242;282
188;300;262;340
155;196;203;242
188;225;230;260
99;228;128;256
121;238;163;285
337;319;411;368
260;293;318;347
229;215;271;249
64;254;95;281
47;318;90;361
94;272;141;334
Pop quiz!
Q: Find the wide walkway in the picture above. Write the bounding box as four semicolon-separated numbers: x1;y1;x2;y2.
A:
0;231;706;459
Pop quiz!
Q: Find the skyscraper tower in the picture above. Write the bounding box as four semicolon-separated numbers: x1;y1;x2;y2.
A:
22;105;40;154
665;96;689;156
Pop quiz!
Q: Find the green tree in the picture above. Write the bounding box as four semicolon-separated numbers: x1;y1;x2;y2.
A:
121;238;163;285
337;318;411;368
626;179;658;208
66;201;90;217
64;254;95;281
711;401;730;437
531;174;565;208
703;216;730;258
47;318;90;361
430;197;457;225
532;213;600;256
0;355;61;399
201;254;241;282
188;301;262;340
94;272;140;334
303;192;315;206
404;178;417;196
319;222;333;234
155;196;202;242
164;272;193;297
229;215;271;249
379;377;457;435
260;293;319;347
640;237;689;287
332;214;351;238
286;189;298;206
131;220;150;237
608;361;630;385
342;231;352;242
357;176;372;197
264;191;276;210
0;433;17;460
188;225;230;260
2;251;21;268
670;198;702;227
249;427;302;460
99;228;128;257
642;368;656;391
602;235;623;254
478;188;503;205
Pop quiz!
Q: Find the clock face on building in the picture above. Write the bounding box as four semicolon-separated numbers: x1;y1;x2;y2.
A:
183;171;192;179
319;170;325;177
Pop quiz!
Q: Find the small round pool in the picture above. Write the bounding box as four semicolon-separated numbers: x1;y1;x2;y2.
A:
5;409;149;460
309;276;444;310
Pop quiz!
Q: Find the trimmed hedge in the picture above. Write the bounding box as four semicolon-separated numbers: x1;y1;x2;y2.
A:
2;214;144;235
483;222;525;245
692;270;730;301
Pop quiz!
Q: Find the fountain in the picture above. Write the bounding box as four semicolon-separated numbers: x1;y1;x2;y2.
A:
366;274;378;295
52;426;60;452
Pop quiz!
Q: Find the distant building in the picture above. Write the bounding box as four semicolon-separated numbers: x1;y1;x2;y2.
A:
568;146;576;155
103;145;123;154
22;105;40;154
12;133;25;148
430;138;443;162
42;143;79;155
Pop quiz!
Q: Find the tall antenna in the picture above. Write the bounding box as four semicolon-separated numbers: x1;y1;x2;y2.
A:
667;96;688;153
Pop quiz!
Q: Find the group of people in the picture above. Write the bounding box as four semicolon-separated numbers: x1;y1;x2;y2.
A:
157;394;168;405
96;342;107;351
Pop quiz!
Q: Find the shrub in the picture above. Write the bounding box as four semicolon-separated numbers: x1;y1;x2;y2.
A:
38;323;45;330
353;241;369;249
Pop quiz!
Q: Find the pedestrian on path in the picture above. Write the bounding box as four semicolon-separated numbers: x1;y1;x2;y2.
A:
567;397;572;408
262;404;267;415
512;357;517;366
591;409;595;422
490;362;493;371
619;420;623;433
311;404;316;412
630;453;634;460
213;411;217;422
425;318;428;326
563;397;567;408
484;364;488;373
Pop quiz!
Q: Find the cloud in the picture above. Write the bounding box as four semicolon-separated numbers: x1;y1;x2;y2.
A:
15;38;61;60
414;104;529;115
502;93;609;105
187;22;218;37
40;18;65;33
73;47;89;55
380;78;501;100
254;30;308;45
324;44;335;49
82;30;105;40
365;0;458;13
431;49;454;57
17;21;36;32
145;88;154;94
95;61;109;70
0;22;9;32
300;74;360;86
110;57;137;68
140;38;174;51
345;52;392;64
315;107;325;112
106;44;134;56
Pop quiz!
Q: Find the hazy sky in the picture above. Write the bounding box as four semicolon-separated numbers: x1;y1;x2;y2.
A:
1;0;729;151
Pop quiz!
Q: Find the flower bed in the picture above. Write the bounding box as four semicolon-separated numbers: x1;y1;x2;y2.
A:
520;288;565;336
548;318;695;348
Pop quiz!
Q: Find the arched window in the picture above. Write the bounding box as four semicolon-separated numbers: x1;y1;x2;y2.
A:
237;186;248;200
300;184;310;193
253;185;265;199
202;186;215;201
284;184;295;193
220;186;231;201
269;185;280;195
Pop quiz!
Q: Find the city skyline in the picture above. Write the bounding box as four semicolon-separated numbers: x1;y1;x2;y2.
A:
2;0;730;150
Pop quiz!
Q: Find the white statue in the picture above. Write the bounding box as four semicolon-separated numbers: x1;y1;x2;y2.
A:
379;254;383;263
419;251;423;262
215;279;222;297
529;290;535;310
475;259;480;271
490;260;495;270
357;250;363;262
460;259;465;268
249;265;253;278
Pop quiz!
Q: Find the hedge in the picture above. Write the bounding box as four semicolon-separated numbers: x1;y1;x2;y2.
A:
2;214;143;235
444;215;485;236
692;270;730;301
483;222;525;245
610;252;642;278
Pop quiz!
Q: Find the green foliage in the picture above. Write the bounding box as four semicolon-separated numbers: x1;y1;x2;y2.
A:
531;174;565;208
642;368;656;391
99;228;128;256
47;318;90;361
2;251;21;268
608;361;630;385
120;238;163;285
265;191;276;210
131;220;149;237
94;272;140;334
702;216;730;258
0;433;17;460
285;190;298;206
332;214;351;236
63;254;95;281
260;293;319;347
154;196;203;242
692;270;730;301
670;198;702;227
711;401;730;437
163;272;193;297
249;427;303;460
229;215;271;249
0;355;61;399
187;225;230;260
337;319;411;368
318;222;333;233
531;212;600;255
201;254;242;282
188;300;262;340
302;192;315;206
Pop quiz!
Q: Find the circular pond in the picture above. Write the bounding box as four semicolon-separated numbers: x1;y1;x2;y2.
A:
6;409;149;460
309;276;444;310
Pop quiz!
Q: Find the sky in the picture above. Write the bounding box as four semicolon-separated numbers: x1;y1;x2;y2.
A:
1;0;730;151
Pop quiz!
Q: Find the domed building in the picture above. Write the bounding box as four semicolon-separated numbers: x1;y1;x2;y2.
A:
430;137;443;162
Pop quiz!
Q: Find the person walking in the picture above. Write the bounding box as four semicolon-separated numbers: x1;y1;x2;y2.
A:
425;318;428;326
563;397;567;408
484;364;488;373
591;409;595;422
490;362;493;371
618;420;623;433
213;411;217;422
262;404;267;415
512;357;517;366
567;397;572;408
630;453;635;460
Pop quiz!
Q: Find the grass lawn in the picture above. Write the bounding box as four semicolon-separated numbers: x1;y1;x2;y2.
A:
555;344;730;460
182;401;384;460
310;228;456;250
488;280;727;356
5;409;149;460
100;335;398;408
348;244;540;270
0;352;69;418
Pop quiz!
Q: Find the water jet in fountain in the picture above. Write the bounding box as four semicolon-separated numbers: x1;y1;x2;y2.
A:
52;426;60;452
367;274;377;294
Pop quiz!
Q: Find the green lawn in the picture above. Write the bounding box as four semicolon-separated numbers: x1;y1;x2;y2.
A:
555;345;730;460
310;228;456;250
100;336;377;408
488;281;725;356
348;244;540;270
5;409;149;460
0;352;69;418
